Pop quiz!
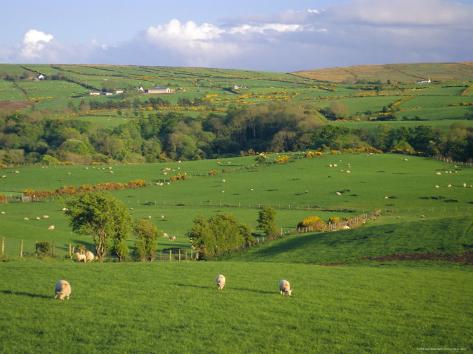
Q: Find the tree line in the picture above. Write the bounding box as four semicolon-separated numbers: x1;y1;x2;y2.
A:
0;104;472;165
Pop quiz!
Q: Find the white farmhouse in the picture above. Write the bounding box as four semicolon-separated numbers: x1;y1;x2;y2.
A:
146;86;175;94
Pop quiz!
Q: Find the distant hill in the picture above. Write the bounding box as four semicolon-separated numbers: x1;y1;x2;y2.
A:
293;62;473;83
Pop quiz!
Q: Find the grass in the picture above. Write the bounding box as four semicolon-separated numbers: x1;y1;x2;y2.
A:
229;216;473;264
1;153;472;256
0;260;471;353
1;63;473;128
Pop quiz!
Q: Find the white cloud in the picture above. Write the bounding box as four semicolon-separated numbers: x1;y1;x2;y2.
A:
228;23;302;35
21;29;54;59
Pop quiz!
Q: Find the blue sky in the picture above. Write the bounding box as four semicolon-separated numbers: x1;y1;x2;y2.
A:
1;0;472;71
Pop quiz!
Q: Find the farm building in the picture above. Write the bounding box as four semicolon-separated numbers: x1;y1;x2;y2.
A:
89;91;101;96
146;86;175;94
417;78;431;84
115;89;124;94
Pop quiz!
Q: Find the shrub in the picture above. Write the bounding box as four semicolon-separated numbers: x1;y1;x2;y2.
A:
328;216;341;224
35;241;51;257
297;215;327;232
275;155;290;164
134;219;159;261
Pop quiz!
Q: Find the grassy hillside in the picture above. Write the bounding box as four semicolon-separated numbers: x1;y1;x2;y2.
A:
229;216;473;264
0;260;471;353
294;62;473;83
1;63;473;128
0;153;472;257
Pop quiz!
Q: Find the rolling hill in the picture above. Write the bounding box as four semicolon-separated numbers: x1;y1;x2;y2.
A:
294;62;473;83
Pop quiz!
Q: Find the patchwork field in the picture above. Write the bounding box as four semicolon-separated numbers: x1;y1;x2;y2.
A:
1;62;473;353
1;63;473;130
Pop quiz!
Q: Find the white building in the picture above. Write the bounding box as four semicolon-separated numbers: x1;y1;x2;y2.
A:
89;91;101;96
146;86;174;94
37;74;45;80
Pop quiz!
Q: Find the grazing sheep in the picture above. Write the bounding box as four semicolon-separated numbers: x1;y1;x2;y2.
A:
342;225;351;230
336;192;342;196
1;211;5;215
54;280;71;300
85;250;95;262
48;225;55;231
279;279;292;296
216;274;226;290
42;215;49;219
435;185;440;189
74;252;86;262
447;184;452;188
24;217;29;221
170;236;176;241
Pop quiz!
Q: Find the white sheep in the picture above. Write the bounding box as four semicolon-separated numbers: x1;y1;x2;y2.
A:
342;225;351;230
85;250;95;262
48;225;55;231
74;252;86;262
42;215;49;219
170;236;176;241
336;192;342;196
216;274;226;290
279;279;292;296
54;280;71;300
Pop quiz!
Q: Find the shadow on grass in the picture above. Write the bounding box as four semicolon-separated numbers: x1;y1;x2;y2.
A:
0;289;50;299
176;283;273;295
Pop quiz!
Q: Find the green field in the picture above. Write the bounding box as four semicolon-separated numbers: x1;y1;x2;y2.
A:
2;63;473;129
0;261;471;353
1;153;472;257
1;62;473;353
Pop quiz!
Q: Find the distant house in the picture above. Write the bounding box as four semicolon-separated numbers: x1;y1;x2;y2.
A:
37;74;45;80
146;86;175;94
417;78;431;84
104;92;113;96
114;89;124;94
89;91;101;96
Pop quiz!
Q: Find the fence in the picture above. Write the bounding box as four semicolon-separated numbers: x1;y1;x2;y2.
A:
0;237;196;261
296;210;381;233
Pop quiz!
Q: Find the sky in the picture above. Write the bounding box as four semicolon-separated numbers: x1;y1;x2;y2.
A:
1;0;472;71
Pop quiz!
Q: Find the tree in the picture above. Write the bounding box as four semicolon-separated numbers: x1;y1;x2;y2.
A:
66;193;132;261
257;206;278;239
134;219;159;261
188;214;253;259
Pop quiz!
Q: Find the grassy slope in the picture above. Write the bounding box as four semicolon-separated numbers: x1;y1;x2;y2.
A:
1;153;472;256
0;260;471;353
229;216;473;264
294;62;473;83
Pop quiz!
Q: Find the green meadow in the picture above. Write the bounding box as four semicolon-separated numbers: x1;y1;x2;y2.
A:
0;261;471;353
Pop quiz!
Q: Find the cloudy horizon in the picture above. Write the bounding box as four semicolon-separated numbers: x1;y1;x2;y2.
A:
1;0;472;72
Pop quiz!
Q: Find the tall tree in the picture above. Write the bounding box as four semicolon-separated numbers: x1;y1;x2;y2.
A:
66;193;132;261
257;206;278;239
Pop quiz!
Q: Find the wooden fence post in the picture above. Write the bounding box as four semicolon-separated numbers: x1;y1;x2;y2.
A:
169;249;172;261
20;240;24;258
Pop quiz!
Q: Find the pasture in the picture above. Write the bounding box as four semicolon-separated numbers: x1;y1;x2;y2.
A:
1;63;473;130
0;260;471;353
1;153;472;257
